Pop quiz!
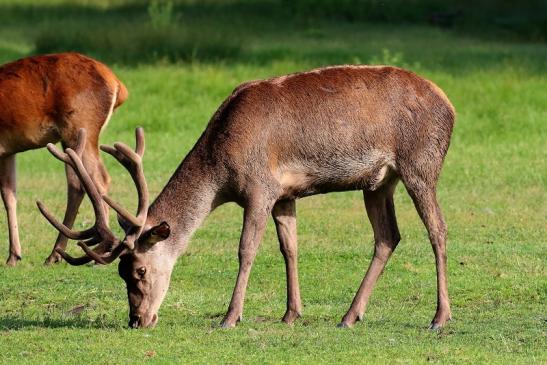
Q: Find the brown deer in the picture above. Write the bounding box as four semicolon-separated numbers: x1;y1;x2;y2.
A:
38;65;455;329
0;52;127;266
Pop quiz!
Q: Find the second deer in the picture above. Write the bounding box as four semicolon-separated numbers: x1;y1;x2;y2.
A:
0;52;127;265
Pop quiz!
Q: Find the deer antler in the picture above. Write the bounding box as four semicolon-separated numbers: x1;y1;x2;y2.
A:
37;129;108;240
100;127;148;249
37;127;149;265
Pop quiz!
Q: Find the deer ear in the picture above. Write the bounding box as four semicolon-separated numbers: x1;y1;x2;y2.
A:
148;222;170;245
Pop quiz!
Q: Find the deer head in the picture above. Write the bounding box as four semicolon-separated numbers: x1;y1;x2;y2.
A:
37;127;173;328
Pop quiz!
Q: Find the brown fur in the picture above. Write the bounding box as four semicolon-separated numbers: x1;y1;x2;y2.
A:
0;52;127;265
48;65;455;330
140;65;455;328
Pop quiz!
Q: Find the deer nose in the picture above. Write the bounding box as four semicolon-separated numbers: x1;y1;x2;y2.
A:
128;314;141;329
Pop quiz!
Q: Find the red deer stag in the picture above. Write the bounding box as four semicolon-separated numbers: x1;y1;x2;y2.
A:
38;65;455;329
0;52;127;266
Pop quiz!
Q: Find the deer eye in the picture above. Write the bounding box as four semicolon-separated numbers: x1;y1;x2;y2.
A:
136;267;146;277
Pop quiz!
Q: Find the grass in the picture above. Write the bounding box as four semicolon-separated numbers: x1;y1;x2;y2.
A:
0;1;546;364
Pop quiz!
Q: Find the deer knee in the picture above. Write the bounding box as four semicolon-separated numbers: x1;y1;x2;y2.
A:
238;247;257;269
0;184;16;204
373;231;400;262
429;220;447;246
373;243;394;263
280;242;297;260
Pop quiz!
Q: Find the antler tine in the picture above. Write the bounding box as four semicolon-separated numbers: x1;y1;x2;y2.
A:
80;235;104;247
45;128;87;164
55;248;94;266
46;143;73;165
36;201;96;240
102;195;142;227
114;142;141;163
100;128;149;232
77;240;128;265
54;232;115;266
135;127;145;157
100;127;144;165
115;126;144;160
66;149;114;239
54;235;123;266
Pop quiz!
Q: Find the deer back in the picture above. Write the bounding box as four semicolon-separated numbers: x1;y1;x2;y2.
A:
194;65;455;200
0;53;127;156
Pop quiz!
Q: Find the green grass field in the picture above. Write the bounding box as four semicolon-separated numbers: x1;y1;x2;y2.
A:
0;1;545;364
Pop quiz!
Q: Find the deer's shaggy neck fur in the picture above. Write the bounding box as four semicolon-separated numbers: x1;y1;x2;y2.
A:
147;144;224;256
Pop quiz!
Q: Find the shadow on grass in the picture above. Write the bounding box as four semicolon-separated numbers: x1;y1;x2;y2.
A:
0;316;121;330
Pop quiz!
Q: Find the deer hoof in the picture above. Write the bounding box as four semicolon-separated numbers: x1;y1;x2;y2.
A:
336;321;353;328
219;313;241;328
281;309;302;325
44;252;62;265
428;313;452;330
6;254;21;266
337;310;362;328
219;320;237;328
428;322;442;330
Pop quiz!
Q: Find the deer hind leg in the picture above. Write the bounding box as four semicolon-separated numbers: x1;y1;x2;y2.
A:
403;176;451;329
339;183;400;327
0;155;22;266
220;193;275;328
272;199;302;324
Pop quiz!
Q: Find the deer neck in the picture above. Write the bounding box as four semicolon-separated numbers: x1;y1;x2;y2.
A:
147;149;223;256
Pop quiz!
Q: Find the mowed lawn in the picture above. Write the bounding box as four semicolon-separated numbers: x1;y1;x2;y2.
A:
0;1;546;364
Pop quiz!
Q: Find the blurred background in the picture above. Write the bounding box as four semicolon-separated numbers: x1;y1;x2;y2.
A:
1;0;545;65
1;0;544;166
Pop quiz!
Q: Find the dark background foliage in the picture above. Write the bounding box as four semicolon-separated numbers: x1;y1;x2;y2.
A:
0;0;544;65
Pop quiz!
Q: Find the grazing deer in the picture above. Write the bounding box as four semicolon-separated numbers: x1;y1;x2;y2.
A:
38;65;455;329
0;52;127;266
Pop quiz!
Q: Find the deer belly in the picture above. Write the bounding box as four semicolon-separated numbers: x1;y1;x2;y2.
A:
0;118;60;155
276;153;396;199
